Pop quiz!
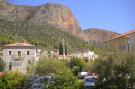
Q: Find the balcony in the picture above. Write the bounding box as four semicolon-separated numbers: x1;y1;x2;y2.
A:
12;55;24;60
11;55;24;66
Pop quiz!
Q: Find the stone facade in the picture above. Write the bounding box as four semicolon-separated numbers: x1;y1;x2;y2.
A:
106;30;135;52
3;43;38;73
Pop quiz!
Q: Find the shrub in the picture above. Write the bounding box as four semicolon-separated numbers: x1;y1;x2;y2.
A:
0;58;6;72
91;52;135;89
69;57;85;76
36;58;83;89
0;72;28;89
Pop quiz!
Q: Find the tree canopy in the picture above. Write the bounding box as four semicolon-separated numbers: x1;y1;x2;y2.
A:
36;58;84;89
91;52;135;89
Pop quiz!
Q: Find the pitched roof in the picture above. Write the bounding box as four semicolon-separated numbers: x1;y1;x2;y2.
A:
4;42;35;47
106;30;135;41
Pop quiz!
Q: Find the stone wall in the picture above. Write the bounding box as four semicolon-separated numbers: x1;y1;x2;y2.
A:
3;48;37;73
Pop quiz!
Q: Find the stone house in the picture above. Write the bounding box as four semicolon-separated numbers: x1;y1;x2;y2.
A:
3;42;39;73
106;30;135;52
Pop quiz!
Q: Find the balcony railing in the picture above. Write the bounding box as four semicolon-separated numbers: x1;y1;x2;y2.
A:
12;55;24;60
11;55;24;66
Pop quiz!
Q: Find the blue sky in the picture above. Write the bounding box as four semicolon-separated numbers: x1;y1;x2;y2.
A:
8;0;135;33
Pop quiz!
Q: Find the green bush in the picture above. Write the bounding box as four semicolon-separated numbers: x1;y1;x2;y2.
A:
36;58;83;89
0;58;6;72
91;52;135;89
69;57;85;76
0;72;28;89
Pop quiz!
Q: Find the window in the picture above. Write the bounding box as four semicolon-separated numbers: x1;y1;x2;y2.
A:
18;51;21;56
9;51;11;55
27;51;30;55
9;62;12;71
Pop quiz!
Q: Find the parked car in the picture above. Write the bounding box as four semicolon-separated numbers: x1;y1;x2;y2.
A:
84;76;96;88
78;72;88;79
31;83;43;89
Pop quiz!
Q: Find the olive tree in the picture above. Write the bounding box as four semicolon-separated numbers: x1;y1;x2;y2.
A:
91;52;135;89
36;58;84;89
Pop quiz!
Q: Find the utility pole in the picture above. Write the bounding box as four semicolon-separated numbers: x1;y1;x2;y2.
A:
62;38;65;59
126;36;130;52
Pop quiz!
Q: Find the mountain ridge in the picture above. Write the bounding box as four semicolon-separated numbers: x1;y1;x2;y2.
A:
0;1;83;38
0;0;120;48
83;28;120;47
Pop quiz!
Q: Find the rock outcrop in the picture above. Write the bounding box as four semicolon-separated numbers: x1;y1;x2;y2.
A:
83;28;120;47
0;2;82;38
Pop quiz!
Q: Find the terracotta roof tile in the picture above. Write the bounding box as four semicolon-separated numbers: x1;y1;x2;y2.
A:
106;30;135;41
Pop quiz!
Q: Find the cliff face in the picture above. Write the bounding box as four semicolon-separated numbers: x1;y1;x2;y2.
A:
83;28;120;47
0;1;119;47
32;3;82;37
0;2;82;38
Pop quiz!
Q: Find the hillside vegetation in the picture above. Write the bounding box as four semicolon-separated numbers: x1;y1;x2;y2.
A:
0;19;92;50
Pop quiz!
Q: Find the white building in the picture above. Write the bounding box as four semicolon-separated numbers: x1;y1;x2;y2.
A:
72;50;98;61
3;42;39;73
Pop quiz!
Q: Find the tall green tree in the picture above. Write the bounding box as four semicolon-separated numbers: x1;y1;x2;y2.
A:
65;45;67;55
59;42;63;55
69;57;85;76
59;42;67;55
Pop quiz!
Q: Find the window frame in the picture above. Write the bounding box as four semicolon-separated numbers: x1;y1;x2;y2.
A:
18;51;21;56
9;51;11;55
27;51;30;55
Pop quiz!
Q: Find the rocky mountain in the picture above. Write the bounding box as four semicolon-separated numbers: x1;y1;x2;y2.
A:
0;0;92;49
83;28;120;47
0;0;119;48
0;1;85;39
